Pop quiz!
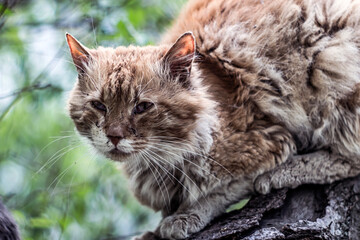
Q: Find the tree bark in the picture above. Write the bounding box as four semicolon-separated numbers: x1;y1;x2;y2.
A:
187;175;360;240
108;175;360;240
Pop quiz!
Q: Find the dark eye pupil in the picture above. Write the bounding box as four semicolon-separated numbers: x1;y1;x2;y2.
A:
136;104;145;113
92;101;106;112
134;102;153;114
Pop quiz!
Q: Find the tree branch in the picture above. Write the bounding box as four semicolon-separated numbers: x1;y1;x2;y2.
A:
129;175;360;240
186;175;360;240
0;83;53;100
0;0;17;30
0;83;60;122
0;43;65;122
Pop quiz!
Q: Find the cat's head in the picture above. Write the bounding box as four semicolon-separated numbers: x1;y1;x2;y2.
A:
66;32;217;164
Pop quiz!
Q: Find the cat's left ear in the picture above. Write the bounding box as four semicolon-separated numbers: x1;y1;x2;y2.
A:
66;33;91;74
163;32;196;86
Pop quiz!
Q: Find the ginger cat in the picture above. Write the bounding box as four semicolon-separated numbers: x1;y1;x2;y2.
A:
66;0;360;239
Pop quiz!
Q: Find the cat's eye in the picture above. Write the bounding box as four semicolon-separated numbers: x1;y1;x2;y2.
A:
91;101;107;112
133;102;154;115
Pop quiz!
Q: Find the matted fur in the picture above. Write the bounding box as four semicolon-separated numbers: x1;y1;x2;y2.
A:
66;0;360;239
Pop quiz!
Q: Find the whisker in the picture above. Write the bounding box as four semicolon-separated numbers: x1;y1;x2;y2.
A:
146;137;234;177
144;148;209;206
34;144;74;175
34;142;83;176
145;150;198;203
141;152;171;212
147;143;221;182
142;149;175;186
48;162;76;195
33;135;77;164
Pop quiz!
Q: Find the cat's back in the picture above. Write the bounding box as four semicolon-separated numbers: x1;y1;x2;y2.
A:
163;0;360;81
162;0;266;44
163;0;360;151
163;0;360;90
163;0;360;49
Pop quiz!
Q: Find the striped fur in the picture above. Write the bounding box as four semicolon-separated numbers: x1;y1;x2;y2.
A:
66;0;360;239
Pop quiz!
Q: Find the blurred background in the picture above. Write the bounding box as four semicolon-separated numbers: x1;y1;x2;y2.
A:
0;0;186;239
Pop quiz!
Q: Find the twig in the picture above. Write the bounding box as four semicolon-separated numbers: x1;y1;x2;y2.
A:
0;83;54;121
0;42;65;122
0;83;58;122
0;93;21;122
0;0;17;30
0;83;53;99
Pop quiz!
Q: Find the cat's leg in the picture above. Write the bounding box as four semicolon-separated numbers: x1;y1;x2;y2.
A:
255;150;360;194
155;181;251;239
155;125;296;239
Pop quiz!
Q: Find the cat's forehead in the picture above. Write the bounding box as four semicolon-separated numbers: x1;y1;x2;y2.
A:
94;45;163;74
90;46;166;102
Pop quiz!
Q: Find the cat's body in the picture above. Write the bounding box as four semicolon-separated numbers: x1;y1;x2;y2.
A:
66;0;360;239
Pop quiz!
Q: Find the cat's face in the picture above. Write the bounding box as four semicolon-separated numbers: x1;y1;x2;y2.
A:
66;33;213;163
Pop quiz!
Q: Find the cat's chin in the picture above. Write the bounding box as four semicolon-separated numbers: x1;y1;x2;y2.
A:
106;148;133;162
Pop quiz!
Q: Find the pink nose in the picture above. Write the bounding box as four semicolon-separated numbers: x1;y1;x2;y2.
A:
106;125;124;146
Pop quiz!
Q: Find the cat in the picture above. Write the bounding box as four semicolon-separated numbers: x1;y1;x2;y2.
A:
65;0;360;239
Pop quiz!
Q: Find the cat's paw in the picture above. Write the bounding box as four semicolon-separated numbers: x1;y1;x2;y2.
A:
254;173;271;195
158;213;204;240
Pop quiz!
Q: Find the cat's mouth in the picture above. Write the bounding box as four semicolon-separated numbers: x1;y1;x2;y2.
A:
108;148;132;158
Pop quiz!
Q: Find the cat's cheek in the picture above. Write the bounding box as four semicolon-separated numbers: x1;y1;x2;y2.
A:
89;125;112;153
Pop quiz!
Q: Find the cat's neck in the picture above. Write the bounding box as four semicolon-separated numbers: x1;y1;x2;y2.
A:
178;64;219;156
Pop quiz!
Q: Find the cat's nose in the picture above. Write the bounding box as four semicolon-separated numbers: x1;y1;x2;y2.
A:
106;125;124;146
108;136;121;146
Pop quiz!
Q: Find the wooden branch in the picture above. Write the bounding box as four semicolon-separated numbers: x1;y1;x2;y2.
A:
186;175;360;240
133;175;360;240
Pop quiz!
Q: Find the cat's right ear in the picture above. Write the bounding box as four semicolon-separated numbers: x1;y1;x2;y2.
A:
66;33;91;74
163;32;196;87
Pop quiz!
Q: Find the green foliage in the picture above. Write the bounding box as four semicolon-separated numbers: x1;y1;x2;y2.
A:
0;0;185;239
226;199;249;212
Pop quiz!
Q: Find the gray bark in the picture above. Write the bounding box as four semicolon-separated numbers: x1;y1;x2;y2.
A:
109;175;360;240
188;175;360;240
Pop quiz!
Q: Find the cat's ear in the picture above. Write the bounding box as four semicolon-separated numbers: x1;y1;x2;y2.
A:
163;32;196;86
66;33;91;74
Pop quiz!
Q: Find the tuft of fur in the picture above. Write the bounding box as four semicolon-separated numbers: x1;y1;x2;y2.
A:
0;200;20;240
66;0;360;239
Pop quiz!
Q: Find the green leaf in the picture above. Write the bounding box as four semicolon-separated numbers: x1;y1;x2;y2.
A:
30;217;56;228
116;20;134;43
128;8;145;29
226;199;250;212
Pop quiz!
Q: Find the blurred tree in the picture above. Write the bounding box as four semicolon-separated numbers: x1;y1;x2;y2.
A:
0;0;185;239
